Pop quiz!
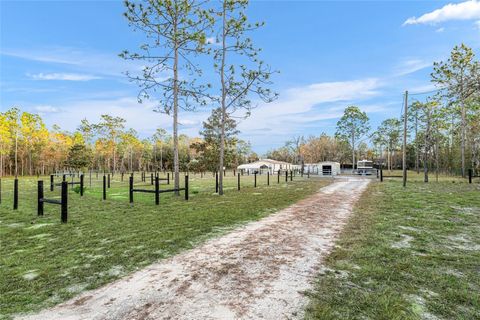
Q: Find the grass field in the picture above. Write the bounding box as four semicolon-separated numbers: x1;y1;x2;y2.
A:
305;174;480;319
0;171;328;319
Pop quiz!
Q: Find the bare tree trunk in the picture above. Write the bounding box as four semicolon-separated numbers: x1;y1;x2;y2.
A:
415;111;419;174
435;137;439;182
29;150;32;176
218;2;227;196
113;139;116;174
15;130;18;178
0;145;3;177
460;101;466;177
351;130;355;173
424;120;430;183
173;21;180;195
130;149;133;172
160;145;163;171
387;145;391;171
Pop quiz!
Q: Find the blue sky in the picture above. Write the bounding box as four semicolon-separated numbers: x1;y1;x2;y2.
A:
1;0;479;154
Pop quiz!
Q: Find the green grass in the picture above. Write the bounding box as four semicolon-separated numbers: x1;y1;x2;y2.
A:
0;171;328;319
305;176;480;320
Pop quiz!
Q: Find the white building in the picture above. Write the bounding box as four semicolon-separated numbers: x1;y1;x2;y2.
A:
318;161;341;176
304;162;340;176
237;159;295;174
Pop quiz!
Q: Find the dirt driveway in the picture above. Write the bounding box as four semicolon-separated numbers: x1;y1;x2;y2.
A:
19;177;370;320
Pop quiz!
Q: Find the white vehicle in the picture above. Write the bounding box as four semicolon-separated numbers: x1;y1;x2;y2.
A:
356;160;374;175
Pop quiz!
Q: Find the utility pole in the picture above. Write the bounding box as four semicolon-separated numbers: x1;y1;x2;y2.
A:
403;90;408;187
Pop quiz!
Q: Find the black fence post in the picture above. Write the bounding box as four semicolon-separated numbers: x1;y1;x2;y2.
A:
50;174;54;191
38;180;44;216
290;170;293;181
151;173;154;185
278;170;280;184
62;174;66;182
121;172;124;182
80;174;84;196
215;172;219;193
254;172;257;188
61;181;68;223
307;171;310;179
376;169;379;179
129;176;134;204
233;169;236;176
380;169;383;182
468;169;472;184
185;175;189;201
167;172;170;185
13;178;18;210
107;174;111;188
103;175;107;200
155;176;159;205
237;173;240;191
285;171;288;182
267;171;270;186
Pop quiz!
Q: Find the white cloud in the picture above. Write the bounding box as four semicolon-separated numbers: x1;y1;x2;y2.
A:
206;37;220;46
179;119;198;126
409;83;437;94
33;105;60;113
436;27;445;32
3;46;143;78
28;73;100;81
475;20;480;29
237;78;382;137
394;59;432;76
404;0;480;26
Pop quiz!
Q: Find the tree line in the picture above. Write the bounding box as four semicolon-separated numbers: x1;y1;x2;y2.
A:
0;107;258;178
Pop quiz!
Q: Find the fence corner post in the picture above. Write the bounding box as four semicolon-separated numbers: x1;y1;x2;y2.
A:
80;174;84;197
61;181;68;223
185;175;189;201
13;178;18;210
129;176;134;204
38;180;44;216
103;175;107;200
155;176;159;205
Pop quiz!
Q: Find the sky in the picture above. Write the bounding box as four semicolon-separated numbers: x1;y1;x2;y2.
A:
1;0;480;154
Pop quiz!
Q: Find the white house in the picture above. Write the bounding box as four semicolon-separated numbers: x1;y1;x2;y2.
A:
237;159;294;174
